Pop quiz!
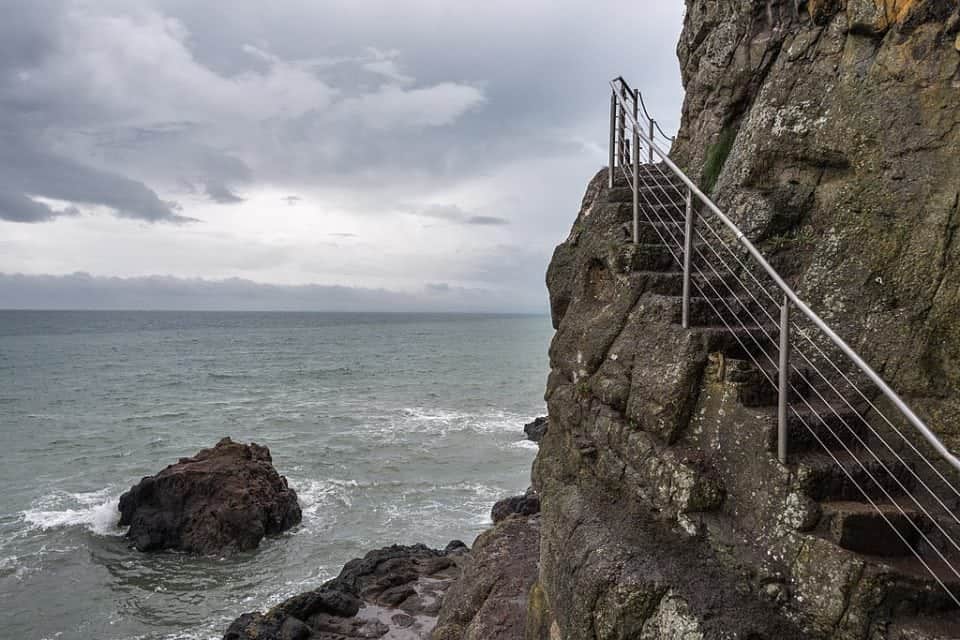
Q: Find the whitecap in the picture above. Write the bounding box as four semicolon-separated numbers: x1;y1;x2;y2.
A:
22;488;124;536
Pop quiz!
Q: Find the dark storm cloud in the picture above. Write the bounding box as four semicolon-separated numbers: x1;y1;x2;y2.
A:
0;1;686;311
0;1;683;222
0;135;193;223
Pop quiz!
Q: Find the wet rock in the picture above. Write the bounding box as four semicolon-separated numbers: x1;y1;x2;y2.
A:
523;416;549;443
432;514;540;640
118;437;301;553
490;488;540;524
224;543;464;640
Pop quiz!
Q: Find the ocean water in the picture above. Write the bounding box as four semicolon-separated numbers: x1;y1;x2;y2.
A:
0;310;551;640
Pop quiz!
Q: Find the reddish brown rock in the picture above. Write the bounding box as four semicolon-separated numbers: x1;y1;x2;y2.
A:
118;437;301;553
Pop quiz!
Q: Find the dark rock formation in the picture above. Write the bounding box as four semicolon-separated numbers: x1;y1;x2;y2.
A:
432;514;540;640
523;416;549;443
118;437;301;553
224;544;463;640
490;488;540;524
532;4;960;638
674;0;960;451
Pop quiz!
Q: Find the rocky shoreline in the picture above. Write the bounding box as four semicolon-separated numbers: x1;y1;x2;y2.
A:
116;423;546;640
218;428;544;640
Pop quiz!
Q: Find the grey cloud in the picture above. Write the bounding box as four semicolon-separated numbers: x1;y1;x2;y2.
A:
0;1;686;310
0;135;193;223
415;205;509;226
204;182;245;204
466;216;509;226
0;272;545;314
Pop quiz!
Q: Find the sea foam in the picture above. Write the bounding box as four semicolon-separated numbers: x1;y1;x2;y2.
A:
22;488;124;536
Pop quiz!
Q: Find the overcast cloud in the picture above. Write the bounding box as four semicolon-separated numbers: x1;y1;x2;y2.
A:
0;0;686;312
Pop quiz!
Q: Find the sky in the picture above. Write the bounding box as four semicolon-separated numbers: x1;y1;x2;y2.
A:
0;0;686;313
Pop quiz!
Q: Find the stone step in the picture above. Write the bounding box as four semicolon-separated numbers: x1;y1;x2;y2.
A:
662;295;770;328
695;325;781;359
759;400;872;453
608;187;686;206
820;501;923;557
887;613;960;640
609;242;681;273
625;219;685;245
629;271;738;298
795;450;916;502
728;361;812;407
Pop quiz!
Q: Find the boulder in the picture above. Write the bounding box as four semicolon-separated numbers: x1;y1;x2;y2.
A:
224;543;465;640
491;488;540;524
118;437;301;553
432;514;540;640
523;416;549;443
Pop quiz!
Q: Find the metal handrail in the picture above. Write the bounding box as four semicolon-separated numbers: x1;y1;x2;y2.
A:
609;77;960;474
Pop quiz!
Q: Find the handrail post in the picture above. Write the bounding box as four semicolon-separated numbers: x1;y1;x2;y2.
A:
682;189;694;328
649;118;655;164
632;123;639;244
778;294;791;464
608;90;616;189
617;86;626;170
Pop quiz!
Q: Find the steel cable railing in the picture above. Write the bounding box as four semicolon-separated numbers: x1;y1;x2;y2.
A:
634;157;960;538
609;76;960;605
631;123;960;556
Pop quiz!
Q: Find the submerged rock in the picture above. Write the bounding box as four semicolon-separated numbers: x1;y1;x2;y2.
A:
523;416;549;443
118;437;301;553
224;543;464;640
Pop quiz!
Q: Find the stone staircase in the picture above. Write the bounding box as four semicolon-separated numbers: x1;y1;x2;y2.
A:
608;168;960;635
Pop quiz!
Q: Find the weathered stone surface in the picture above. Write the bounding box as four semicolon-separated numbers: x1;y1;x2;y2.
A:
523;416;549;443
118;437;301;553
491;488;540;524
674;0;960;454
224;543;462;640
432;514;540;640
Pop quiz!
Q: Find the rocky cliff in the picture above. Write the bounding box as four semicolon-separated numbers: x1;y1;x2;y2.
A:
533;1;960;638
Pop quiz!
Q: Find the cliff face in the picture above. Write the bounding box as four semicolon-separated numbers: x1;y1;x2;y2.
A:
535;1;960;638
675;0;960;446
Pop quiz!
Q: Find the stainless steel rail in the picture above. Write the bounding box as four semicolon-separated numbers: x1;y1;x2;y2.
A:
608;76;960;606
608;77;960;474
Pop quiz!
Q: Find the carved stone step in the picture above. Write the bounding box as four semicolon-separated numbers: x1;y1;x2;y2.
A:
628;271;736;297
752;401;871;454
607;186;686;206
729;362;812;407
820;501;923;557
795;450;916;502
887;613;960;640
609;242;680;272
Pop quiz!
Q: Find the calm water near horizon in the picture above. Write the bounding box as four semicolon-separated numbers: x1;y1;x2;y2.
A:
0;310;552;640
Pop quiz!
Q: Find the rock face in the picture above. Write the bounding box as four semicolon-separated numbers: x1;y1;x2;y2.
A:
225;544;463;640
432;514;540;640
532;2;960;637
490;488;540;524
674;0;960;450
118;437;301;553
523;417;549;443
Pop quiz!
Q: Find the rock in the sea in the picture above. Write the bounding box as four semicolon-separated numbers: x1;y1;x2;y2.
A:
523;416;549;443
118;437;301;553
432;513;540;640
224;543;464;640
491;488;540;524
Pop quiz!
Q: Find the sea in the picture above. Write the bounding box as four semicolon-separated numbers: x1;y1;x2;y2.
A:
0;310;552;640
